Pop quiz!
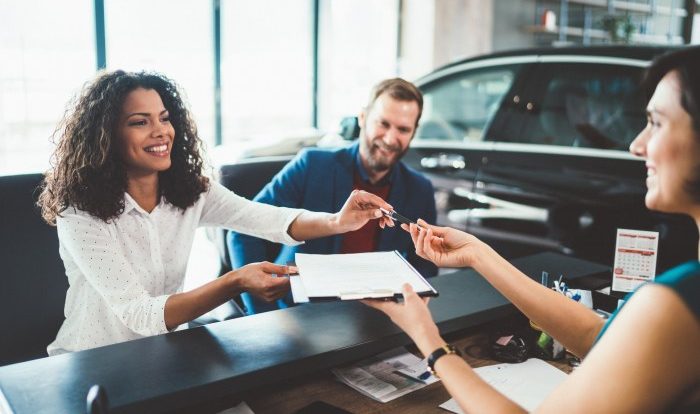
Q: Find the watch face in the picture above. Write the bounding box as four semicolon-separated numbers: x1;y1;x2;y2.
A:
448;344;462;355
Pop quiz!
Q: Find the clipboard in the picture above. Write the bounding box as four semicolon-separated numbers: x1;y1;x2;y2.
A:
290;251;438;303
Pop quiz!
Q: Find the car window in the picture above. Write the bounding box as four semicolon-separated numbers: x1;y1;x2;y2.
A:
513;63;645;150
416;65;522;142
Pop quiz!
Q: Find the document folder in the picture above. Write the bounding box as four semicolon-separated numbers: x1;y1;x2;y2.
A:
290;251;438;303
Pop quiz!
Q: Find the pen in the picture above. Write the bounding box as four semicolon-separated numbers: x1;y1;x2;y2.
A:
418;371;432;381
379;207;419;227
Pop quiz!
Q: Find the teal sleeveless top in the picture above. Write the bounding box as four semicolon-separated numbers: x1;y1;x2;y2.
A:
596;260;700;342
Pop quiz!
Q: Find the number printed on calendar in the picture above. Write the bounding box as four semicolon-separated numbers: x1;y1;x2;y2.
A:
612;229;659;292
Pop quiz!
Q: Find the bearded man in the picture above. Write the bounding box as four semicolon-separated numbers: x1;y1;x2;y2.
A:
228;78;437;314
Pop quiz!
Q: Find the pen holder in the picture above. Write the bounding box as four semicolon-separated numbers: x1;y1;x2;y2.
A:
528;321;565;360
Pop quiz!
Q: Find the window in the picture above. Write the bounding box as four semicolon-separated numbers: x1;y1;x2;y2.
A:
220;0;313;143
0;0;95;175
318;0;399;131
515;63;645;150
105;0;215;147
416;66;520;142
1;1;405;172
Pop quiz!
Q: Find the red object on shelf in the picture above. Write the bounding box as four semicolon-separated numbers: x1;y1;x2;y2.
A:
541;9;557;30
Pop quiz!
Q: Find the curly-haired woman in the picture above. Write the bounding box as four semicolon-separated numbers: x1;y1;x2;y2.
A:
39;71;394;355
365;47;700;413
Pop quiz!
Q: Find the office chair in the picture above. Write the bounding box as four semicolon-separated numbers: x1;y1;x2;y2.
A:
216;155;295;274
0;173;68;366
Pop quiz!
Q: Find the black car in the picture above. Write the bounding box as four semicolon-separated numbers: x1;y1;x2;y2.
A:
399;46;697;272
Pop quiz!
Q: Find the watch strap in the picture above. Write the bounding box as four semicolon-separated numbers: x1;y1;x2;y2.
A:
427;343;461;376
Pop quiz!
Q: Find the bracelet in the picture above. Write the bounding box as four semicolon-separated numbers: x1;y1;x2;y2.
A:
427;343;461;377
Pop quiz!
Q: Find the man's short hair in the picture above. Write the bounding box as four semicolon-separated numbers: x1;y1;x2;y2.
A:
366;78;423;127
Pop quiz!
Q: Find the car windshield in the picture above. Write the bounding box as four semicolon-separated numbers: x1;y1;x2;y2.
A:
512;63;646;150
415;60;647;151
415;65;521;142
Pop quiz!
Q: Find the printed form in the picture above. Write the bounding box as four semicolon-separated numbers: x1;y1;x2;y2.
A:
440;359;568;413
291;251;437;302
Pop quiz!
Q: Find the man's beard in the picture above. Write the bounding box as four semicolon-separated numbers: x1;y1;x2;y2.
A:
363;136;406;173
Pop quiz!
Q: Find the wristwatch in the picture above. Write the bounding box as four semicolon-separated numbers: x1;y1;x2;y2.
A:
427;343;461;377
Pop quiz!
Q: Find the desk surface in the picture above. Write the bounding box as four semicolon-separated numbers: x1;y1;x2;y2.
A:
0;252;608;414
241;320;574;414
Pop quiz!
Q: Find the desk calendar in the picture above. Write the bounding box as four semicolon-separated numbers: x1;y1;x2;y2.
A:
612;229;659;292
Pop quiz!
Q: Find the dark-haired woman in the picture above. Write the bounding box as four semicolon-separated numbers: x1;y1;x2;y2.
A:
39;71;393;354
365;47;700;413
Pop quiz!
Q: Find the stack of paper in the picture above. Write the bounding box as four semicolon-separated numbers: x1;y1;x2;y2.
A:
332;348;439;403
291;251;438;303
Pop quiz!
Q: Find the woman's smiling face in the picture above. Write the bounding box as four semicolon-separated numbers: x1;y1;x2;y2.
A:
629;70;700;215
117;87;175;178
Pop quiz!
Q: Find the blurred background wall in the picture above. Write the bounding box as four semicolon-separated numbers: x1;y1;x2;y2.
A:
1;0;698;175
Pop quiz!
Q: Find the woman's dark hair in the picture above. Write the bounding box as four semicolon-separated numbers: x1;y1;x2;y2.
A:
643;46;700;201
643;46;700;132
39;70;209;224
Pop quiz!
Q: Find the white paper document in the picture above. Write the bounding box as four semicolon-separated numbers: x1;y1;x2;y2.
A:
291;251;437;302
332;347;438;403
439;359;568;413
612;228;659;292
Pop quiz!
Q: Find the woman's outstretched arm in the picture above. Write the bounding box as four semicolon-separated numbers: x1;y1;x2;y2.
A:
287;189;394;241
365;282;699;413
408;220;604;357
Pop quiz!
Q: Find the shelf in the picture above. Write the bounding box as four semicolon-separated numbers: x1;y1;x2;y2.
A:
525;24;606;38
528;0;692;47
613;1;687;17
524;24;685;44
544;0;688;17
632;31;685;44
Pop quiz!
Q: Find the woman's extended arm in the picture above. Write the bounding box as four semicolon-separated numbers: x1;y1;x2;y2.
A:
57;210;281;335
287;189;394;241
366;283;699;414
408;220;604;357
537;283;700;413
164;261;293;329
186;184;393;330
471;243;604;357
364;284;527;413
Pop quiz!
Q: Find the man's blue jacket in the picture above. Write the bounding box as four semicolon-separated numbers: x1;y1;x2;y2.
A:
227;142;437;313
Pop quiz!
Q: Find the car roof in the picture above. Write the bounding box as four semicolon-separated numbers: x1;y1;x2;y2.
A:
433;45;678;73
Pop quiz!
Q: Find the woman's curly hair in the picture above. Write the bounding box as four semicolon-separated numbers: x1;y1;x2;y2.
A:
39;70;209;224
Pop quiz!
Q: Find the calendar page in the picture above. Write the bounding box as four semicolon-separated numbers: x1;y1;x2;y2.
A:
612;229;659;293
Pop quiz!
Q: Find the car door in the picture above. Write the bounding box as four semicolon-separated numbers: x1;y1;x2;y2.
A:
479;58;649;258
